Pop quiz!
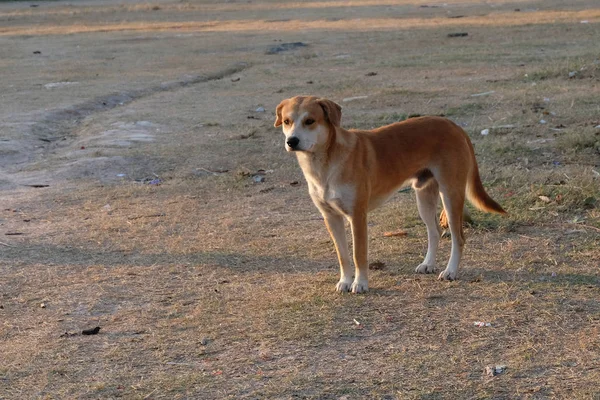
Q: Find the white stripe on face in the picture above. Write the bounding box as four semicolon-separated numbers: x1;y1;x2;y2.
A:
285;111;318;152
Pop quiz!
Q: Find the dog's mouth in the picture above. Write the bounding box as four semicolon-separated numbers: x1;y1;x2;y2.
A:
286;143;314;152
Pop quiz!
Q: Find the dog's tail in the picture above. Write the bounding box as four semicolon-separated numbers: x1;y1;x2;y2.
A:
466;140;507;215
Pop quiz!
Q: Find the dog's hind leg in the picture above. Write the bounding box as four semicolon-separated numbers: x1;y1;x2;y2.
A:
438;187;466;281
350;210;369;293
414;179;441;274
323;211;354;292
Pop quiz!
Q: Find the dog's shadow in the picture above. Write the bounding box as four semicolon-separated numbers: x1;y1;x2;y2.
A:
364;266;599;297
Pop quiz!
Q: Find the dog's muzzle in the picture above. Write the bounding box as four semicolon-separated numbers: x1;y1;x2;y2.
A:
286;136;300;150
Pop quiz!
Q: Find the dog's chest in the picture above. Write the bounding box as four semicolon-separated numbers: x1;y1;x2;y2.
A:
307;178;355;216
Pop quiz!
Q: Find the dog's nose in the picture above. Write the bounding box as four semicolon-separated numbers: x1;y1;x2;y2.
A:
286;136;300;149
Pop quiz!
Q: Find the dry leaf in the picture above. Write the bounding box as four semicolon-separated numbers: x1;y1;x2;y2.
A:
383;230;407;237
538;195;551;203
369;260;386;270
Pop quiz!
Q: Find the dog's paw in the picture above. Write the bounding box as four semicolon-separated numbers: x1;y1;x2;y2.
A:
415;263;436;274
335;279;353;293
351;280;368;294
438;269;457;281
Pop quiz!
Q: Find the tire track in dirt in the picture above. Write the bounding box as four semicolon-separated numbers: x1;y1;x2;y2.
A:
31;62;250;154
0;62;249;187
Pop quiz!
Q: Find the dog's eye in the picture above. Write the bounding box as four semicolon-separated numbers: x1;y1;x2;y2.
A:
284;119;290;125
305;119;315;126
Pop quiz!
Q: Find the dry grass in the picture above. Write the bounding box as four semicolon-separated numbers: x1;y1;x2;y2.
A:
1;0;599;399
2;10;600;37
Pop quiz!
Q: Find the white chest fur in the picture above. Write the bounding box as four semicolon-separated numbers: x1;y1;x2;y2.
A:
297;153;356;216
307;177;355;216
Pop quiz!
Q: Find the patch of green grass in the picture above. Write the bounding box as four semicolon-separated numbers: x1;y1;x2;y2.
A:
478;140;536;163
346;112;408;130
556;127;600;152
376;111;408;123
489;167;600;227
444;102;486;117
523;57;600;81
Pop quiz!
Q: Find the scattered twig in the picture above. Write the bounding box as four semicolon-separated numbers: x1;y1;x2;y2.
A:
471;90;495;97
166;361;203;367
570;224;600;233
198;168;219;175
546;223;600;233
127;213;166;221
0;241;15;247
82;326;101;335
198;167;228;175
517;234;537;240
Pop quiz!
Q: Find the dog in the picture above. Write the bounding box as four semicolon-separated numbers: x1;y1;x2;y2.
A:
275;96;506;293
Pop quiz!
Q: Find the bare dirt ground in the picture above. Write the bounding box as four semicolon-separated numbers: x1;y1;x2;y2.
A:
1;0;599;398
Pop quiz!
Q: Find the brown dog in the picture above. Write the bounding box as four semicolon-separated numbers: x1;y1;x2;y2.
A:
275;96;506;293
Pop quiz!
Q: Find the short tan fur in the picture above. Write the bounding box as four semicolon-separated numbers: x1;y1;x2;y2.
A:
275;96;506;293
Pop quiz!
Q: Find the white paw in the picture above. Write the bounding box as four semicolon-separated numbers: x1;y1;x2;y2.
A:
415;263;436;274
335;279;353;293
351;279;368;294
438;269;457;281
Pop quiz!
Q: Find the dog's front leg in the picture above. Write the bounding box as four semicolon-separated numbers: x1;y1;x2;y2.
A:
350;211;368;293
323;211;353;292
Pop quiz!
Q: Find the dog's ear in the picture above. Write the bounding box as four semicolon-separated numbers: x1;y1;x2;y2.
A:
317;99;342;127
274;100;288;127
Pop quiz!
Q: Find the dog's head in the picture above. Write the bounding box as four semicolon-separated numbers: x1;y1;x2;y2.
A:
274;96;342;152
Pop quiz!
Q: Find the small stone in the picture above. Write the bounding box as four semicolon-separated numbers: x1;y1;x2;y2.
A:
480;128;490;136
485;365;507;376
200;338;210;346
255;106;265;112
253;175;265;183
40;303;46;308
